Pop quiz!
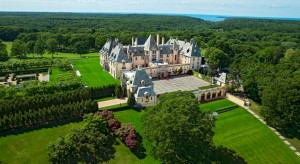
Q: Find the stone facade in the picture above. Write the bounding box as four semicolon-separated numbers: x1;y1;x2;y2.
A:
100;34;203;79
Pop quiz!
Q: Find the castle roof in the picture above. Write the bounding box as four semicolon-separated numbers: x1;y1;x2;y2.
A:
135;86;156;98
109;44;131;63
128;67;153;87
144;35;158;51
100;39;115;56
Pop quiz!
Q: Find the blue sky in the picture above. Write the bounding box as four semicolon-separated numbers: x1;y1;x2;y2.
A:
0;0;299;18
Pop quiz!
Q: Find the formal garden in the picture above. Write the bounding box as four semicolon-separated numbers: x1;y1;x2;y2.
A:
1;96;299;163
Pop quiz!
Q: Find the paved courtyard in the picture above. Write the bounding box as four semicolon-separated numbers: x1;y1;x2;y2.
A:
152;75;211;94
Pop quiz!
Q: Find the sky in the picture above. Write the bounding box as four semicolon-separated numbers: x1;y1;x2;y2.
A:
0;0;299;18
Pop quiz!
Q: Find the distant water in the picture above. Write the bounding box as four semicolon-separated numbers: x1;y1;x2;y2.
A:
184;14;226;22
183;14;300;22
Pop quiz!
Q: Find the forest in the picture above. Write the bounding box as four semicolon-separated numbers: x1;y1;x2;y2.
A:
0;12;299;137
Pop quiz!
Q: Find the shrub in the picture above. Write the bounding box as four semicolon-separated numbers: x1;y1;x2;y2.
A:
115;123;135;140
108;119;121;132
186;70;193;75
96;110;114;120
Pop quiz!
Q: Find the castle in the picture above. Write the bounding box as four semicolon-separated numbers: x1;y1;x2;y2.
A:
99;34;204;106
100;34;203;79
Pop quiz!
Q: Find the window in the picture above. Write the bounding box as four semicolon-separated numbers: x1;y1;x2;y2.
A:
135;57;137;60
187;49;190;53
142;99;143;102
175;55;177;60
151;97;152;100
135;65;137;68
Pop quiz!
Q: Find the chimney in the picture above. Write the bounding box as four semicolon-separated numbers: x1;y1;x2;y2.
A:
157;34;160;45
135;38;138;46
162;37;165;45
132;37;134;46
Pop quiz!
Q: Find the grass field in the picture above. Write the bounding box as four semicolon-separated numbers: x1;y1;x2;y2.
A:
199;99;236;112
73;54;120;87
0;122;84;163
213;107;300;163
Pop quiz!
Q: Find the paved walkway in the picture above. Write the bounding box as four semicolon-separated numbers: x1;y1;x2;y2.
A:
226;93;300;158
153;75;210;94
98;98;128;108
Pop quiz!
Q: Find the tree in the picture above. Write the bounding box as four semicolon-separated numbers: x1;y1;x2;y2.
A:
47;114;115;163
205;47;230;73
46;38;58;58
114;86;121;98
74;41;88;57
11;39;26;58
34;39;45;58
127;93;136;107
0;40;8;61
141;91;215;163
261;75;300;134
25;41;35;58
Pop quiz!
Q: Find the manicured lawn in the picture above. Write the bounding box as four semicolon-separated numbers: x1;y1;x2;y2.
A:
213;107;300;163
199;99;236;112
73;55;120;87
0;121;84;163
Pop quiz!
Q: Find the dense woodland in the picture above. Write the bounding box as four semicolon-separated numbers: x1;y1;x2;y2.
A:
0;12;299;136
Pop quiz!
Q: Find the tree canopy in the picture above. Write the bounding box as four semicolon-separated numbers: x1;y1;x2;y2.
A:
47;114;115;163
142;91;214;163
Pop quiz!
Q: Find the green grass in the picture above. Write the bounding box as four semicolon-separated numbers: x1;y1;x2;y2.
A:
106;105;159;164
213;107;300;163
4;42;12;55
0;121;84;163
199;99;236;113
73;54;120;87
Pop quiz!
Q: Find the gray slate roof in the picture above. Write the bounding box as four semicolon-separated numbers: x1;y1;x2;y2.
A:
128;46;145;56
166;39;201;57
128;67;153;87
100;39;115;56
135;86;156;98
108;45;131;63
144;35;158;51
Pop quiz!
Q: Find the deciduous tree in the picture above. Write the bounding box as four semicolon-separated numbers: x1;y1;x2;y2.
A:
142;91;214;163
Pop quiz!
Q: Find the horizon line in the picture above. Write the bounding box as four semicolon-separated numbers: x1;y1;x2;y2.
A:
0;10;299;20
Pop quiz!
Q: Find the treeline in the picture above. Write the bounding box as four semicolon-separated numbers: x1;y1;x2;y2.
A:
0;88;91;116
90;84;119;99
0;58;72;73
0;100;97;133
